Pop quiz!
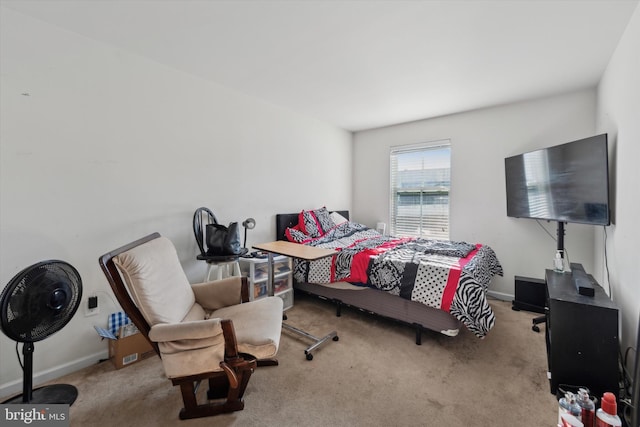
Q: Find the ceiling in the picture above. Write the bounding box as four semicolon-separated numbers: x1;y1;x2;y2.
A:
2;0;638;131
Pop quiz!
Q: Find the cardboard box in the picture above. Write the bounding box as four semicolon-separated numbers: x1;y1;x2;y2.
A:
108;332;155;369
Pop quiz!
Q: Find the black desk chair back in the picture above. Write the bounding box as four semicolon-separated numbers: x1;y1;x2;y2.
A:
193;207;243;263
193;207;245;282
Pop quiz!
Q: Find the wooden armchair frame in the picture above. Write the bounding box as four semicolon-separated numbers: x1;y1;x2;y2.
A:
99;232;256;420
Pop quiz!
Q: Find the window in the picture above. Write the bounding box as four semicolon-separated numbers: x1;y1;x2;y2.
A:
390;141;451;240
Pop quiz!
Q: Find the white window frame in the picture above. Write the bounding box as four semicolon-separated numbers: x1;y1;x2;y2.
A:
389;140;451;240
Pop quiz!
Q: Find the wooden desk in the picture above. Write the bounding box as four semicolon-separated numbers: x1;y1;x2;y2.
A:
253;240;336;261
253;241;338;360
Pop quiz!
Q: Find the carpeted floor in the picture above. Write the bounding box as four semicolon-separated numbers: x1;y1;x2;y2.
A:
5;293;559;426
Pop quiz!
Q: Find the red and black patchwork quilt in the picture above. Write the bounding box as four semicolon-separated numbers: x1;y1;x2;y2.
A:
292;222;503;338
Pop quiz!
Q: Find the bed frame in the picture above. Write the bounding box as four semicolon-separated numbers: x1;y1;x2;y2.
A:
275;211;461;344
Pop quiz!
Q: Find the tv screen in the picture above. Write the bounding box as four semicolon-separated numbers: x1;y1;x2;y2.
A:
505;134;610;226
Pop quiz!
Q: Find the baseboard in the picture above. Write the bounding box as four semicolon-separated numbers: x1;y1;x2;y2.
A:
487;290;514;301
0;350;108;400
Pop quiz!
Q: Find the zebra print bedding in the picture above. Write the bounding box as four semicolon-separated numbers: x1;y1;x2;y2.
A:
292;221;503;338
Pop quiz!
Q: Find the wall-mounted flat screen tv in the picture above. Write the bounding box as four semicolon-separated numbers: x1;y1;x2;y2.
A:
505;134;610;226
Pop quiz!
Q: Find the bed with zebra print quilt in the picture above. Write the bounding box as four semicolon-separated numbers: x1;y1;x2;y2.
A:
292;221;503;338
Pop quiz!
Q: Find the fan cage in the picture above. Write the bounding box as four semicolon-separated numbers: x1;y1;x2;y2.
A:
1;260;82;343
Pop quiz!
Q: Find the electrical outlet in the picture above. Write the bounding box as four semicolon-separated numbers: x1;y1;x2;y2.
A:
85;295;99;317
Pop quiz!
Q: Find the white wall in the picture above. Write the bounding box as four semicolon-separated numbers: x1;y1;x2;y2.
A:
596;4;640;357
353;89;598;299
0;8;351;396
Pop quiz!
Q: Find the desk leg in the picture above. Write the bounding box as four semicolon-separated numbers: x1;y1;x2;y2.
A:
266;253;339;360
282;323;338;361
267;252;275;296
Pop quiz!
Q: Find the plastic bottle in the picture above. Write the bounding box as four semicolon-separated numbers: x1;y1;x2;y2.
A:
576;388;595;427
559;392;581;425
560;413;584;427
595;392;621;427
554;251;564;272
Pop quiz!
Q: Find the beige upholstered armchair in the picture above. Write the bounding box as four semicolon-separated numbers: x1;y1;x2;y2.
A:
99;232;283;420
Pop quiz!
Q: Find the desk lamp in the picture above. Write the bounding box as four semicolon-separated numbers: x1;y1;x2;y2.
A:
242;218;256;249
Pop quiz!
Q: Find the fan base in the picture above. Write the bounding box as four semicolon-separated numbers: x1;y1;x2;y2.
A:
3;384;78;405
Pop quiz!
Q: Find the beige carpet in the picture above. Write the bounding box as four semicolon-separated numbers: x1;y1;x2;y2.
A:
5;293;559;426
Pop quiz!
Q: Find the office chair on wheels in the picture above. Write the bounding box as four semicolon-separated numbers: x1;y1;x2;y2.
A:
532;314;546;333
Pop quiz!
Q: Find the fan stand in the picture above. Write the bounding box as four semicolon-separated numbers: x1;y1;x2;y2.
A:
3;342;78;405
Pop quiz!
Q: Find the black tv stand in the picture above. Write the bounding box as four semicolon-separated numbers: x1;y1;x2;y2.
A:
545;265;619;399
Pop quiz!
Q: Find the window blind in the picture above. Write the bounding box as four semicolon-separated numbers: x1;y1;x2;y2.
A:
390;141;451;240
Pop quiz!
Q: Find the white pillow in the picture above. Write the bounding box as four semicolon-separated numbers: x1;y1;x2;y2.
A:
330;211;348;226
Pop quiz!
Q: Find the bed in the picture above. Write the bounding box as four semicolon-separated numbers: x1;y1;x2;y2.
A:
275;209;503;342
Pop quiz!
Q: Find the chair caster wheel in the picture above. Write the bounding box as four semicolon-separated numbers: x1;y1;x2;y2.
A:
306;353;313;361
333;336;339;341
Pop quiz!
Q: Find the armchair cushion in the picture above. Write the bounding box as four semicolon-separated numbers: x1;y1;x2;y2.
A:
192;276;243;310
182;303;207;322
149;319;223;343
213;296;283;360
160;342;226;379
151;319;226;371
114;236;195;325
